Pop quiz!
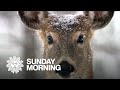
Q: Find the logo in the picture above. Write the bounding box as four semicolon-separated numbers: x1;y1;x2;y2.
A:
6;56;24;74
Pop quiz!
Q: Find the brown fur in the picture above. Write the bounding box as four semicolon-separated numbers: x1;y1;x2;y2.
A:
19;11;114;79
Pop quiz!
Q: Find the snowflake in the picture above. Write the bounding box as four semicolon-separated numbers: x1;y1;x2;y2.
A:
6;56;24;74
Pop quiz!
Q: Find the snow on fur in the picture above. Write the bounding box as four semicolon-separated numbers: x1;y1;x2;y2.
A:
48;11;85;31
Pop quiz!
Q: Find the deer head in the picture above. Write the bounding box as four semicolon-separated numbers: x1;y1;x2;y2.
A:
18;11;114;79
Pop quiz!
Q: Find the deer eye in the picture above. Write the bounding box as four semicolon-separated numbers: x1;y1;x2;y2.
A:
47;36;54;44
77;35;84;44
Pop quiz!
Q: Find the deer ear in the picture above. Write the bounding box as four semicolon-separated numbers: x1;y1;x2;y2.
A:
89;11;114;30
18;11;48;30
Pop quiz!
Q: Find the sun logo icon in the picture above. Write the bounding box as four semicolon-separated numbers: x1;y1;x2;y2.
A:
6;56;24;74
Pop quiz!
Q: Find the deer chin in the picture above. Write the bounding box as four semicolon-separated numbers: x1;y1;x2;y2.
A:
44;70;92;79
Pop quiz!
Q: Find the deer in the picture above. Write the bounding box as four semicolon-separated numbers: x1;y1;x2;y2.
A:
18;11;114;79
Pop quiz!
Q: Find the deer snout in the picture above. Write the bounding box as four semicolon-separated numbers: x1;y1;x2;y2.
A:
55;61;74;78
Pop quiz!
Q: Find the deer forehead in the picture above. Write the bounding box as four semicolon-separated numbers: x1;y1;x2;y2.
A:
47;11;89;32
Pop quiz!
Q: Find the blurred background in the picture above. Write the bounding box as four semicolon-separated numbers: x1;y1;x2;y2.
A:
0;11;120;79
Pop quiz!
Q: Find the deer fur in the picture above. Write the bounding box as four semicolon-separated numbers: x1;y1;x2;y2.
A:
19;11;114;79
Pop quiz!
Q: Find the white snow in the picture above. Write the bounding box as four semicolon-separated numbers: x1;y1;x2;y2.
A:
48;11;85;31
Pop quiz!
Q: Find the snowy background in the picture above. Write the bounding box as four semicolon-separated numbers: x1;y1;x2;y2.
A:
0;11;120;79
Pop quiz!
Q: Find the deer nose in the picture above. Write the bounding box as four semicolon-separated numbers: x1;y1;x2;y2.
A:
55;61;74;78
